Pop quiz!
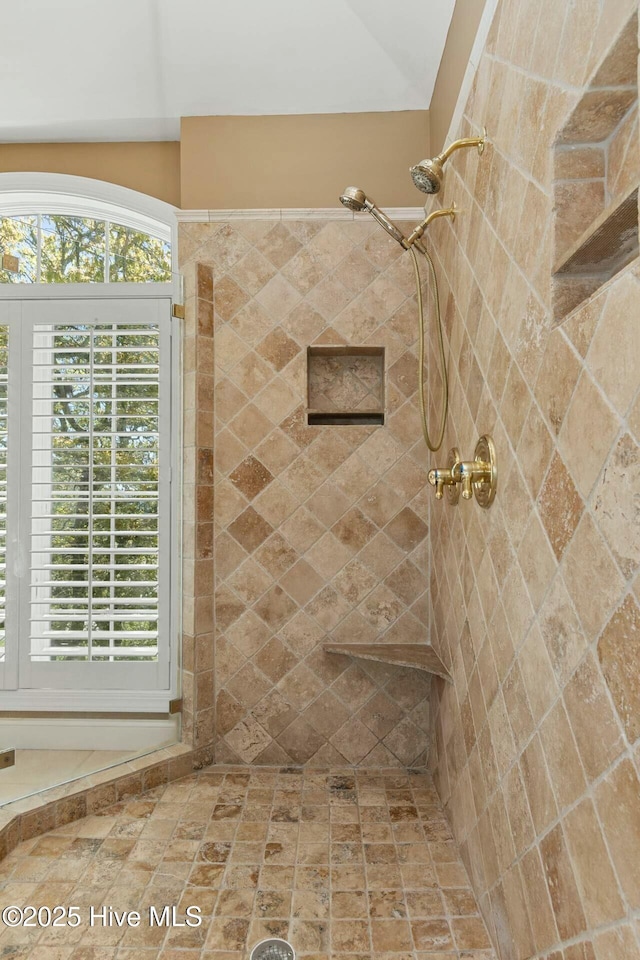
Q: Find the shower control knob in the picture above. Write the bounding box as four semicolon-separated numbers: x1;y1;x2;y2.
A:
451;436;497;507
428;448;461;504
451;461;476;499
428;468;452;500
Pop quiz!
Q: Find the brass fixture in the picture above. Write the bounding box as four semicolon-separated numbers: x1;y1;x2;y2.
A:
410;127;487;195
407;203;456;247
338;187;455;253
338;186;457;452
428;435;497;507
428;447;461;504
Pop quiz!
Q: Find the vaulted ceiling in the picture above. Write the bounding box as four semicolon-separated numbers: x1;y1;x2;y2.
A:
2;0;455;141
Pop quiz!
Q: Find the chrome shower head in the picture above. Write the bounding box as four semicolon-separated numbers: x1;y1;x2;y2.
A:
410;129;487;195
339;186;368;212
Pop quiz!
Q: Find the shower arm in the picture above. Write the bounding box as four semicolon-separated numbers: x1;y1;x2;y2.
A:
406;204;456;249
438;135;485;164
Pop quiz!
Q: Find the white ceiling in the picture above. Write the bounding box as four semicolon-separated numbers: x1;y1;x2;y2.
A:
0;0;455;142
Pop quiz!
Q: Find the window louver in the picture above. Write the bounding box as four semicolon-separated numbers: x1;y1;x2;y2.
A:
29;318;168;668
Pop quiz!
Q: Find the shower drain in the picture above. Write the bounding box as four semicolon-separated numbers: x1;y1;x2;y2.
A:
249;938;295;960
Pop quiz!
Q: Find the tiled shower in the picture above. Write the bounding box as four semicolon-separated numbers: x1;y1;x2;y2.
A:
0;0;637;958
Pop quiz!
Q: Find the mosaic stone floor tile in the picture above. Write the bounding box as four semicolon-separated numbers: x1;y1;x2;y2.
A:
0;766;496;959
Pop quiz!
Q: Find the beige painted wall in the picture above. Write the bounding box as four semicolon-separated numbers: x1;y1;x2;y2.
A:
0;2;487;213
0;142;181;206
429;0;488;153
180;112;429;209
0;4;486;210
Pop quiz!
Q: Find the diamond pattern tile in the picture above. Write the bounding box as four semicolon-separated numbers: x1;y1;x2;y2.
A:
229;456;274;500
181;218;432;771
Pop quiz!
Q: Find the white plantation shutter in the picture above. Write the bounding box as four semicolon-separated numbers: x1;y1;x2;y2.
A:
15;299;173;692
0;327;7;663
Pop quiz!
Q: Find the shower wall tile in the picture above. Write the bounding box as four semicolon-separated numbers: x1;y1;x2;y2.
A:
179;217;434;768
181;262;216;763
426;1;640;958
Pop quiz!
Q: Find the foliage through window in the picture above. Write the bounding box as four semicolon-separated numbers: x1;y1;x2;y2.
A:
0;298;172;696
0;215;171;284
31;323;162;663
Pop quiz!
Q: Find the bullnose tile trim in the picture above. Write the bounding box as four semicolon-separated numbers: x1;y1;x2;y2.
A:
176;206;426;222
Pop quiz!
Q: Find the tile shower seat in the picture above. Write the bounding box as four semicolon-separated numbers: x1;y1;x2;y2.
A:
323;643;451;682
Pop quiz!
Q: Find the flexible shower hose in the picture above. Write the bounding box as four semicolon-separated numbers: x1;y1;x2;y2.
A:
408;244;448;453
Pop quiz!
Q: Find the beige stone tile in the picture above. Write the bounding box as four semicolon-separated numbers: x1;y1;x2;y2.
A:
540;824;587;941
538;575;589;685
517;514;558;610
593;923;640;960
586;271;640;417
227;507;274;553
280;508;325;553
228;299;275;347
564;797;625;926
593;432;639;578
538;452;584;561
559;371;620;500
559;87;636;145
563;513;625;639
226;561;273;608
595;758;640;909
519;845;559;953
254;274;302;322
598;594;640;744
252;480;299;528
516;404;555;500
564;652;625;782
535;329;582;437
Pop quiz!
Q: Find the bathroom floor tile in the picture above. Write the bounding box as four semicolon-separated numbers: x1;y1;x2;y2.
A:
0;766;497;958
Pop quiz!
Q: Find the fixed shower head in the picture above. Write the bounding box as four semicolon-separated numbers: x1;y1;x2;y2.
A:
410;157;446;195
339;186;368;212
410;128;487;194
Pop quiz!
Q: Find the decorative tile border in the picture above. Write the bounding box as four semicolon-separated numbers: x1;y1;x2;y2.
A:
176;207;426;223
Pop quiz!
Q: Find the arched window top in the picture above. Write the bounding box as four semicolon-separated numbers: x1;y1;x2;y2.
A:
0;173;176;285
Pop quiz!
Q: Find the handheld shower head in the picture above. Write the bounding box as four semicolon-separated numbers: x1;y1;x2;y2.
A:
340;186;409;247
410;128;487;194
339;186;367;212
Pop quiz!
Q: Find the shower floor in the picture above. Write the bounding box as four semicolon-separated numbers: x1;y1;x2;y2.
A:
0;766;496;958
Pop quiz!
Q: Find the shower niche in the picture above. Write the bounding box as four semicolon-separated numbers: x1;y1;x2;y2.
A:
307;345;385;425
552;11;638;321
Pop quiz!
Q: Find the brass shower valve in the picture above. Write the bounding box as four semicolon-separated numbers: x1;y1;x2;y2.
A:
428;447;461;505
452;458;491;500
427;466;457;500
428;435;497;508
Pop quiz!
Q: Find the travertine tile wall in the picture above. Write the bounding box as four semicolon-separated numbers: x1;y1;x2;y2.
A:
181;262;216;763
426;1;640;958
179;217;434;767
554;12;638;265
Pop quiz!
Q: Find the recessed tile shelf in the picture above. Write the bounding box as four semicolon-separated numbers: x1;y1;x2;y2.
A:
307;345;385;426
553;187;639;320
308;410;385;426
323;643;452;682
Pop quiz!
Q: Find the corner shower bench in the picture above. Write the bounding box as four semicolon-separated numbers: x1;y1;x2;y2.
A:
323;643;451;682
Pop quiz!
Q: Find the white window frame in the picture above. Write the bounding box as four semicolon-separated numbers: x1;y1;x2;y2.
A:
0;172;178;277
0;176;182;713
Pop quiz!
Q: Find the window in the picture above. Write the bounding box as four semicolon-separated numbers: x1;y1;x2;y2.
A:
0;177;178;711
0;215;172;284
0;298;175;705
